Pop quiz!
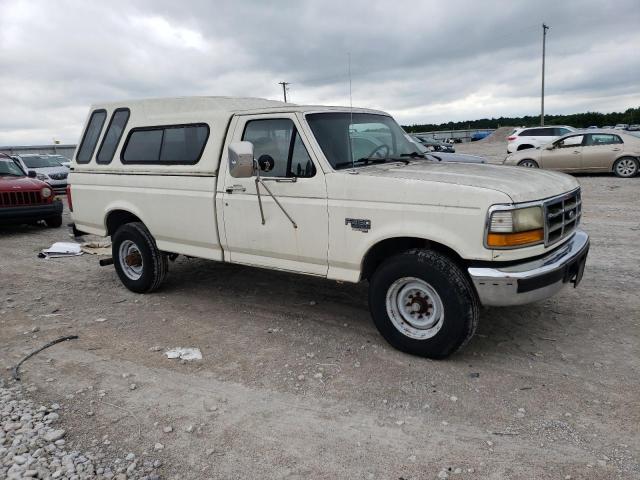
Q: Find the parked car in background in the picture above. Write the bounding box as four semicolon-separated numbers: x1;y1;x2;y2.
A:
504;130;640;177
601;126;613;129
412;135;455;153
627;124;639;131
470;131;491;141
507;126;575;153
0;153;63;227
14;154;69;194
586;126;599;129
46;154;71;168
614;124;629;130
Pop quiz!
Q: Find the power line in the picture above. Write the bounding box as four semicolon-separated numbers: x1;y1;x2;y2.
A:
278;81;290;103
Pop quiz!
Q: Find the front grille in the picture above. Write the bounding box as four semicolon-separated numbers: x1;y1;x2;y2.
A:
544;189;581;246
49;172;68;180
0;190;45;207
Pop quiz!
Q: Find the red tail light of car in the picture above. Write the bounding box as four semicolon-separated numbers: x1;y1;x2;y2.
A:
507;136;517;141
66;184;73;211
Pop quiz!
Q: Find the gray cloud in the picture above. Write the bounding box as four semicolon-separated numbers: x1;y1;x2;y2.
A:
0;0;638;144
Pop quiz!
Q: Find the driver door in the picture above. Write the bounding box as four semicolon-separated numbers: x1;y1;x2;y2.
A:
540;134;584;171
218;113;328;275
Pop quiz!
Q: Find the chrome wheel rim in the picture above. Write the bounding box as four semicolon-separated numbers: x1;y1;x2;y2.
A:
519;160;537;168
386;277;444;340
119;240;143;280
615;159;636;177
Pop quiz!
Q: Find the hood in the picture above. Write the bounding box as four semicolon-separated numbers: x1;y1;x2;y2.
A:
355;161;578;203
28;165;68;175
0;175;49;190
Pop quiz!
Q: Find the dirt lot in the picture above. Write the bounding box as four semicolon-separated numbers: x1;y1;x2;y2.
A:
1;154;639;478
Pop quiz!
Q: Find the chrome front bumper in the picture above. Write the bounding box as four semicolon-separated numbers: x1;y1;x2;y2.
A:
468;230;589;307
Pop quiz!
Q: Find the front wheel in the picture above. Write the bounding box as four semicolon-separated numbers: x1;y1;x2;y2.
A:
112;222;168;293
613;157;638;178
368;249;479;359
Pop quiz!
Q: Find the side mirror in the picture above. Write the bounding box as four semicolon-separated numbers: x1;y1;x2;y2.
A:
228;141;255;178
28;170;37;178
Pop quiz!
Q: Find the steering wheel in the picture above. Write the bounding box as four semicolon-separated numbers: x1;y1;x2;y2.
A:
366;144;390;160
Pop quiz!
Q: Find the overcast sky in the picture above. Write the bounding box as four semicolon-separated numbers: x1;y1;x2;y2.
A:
1;0;639;145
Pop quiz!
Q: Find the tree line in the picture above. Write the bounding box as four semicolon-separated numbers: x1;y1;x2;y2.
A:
402;107;640;132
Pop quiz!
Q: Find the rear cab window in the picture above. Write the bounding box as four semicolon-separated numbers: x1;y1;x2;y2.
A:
76;110;107;163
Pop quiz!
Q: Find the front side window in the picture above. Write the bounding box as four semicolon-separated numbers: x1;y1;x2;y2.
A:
121;124;209;164
242;119;315;178
97;108;130;164
557;135;584;148
586;134;622;146
555;127;572;135
306;112;419;170
77;110;107;163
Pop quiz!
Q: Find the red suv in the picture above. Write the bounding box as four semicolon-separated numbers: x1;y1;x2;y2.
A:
0;153;63;227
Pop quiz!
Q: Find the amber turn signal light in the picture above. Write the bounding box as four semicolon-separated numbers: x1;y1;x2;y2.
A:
487;229;544;247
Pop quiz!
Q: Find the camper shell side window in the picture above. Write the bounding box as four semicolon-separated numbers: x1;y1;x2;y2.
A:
76;109;107;164
120;123;210;165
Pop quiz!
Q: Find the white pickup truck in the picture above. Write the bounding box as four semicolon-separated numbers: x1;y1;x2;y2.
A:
69;97;589;358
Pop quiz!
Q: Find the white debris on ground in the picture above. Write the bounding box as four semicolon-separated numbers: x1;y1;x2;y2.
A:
0;378;161;479
164;348;202;361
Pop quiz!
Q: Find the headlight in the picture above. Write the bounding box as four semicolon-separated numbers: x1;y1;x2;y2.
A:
36;173;48;180
486;206;543;248
41;187;52;198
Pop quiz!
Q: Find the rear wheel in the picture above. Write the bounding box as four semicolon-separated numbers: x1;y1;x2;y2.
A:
112;222;168;293
44;215;63;228
518;159;539;168
613;157;638;178
368;249;479;359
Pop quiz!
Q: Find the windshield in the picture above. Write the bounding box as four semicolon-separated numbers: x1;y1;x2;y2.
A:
22;156;63;168
306;112;421;169
0;159;26;176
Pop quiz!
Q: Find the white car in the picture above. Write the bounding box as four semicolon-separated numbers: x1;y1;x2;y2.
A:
507;126;575;153
14;154;69;194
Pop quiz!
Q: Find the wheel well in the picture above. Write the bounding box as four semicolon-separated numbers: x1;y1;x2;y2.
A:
361;237;464;281
517;144;533;151
106;210;142;236
518;158;538;166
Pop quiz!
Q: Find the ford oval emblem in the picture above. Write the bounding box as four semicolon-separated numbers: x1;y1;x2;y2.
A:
568;210;575;219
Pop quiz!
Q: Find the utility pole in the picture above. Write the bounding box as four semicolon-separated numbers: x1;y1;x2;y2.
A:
540;23;550;126
278;81;290;103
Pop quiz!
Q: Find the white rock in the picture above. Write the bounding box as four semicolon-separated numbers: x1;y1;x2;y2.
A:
154;443;164;450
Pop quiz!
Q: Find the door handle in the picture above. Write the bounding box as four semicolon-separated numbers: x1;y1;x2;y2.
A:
612;148;621;151
226;185;246;194
573;151;580;154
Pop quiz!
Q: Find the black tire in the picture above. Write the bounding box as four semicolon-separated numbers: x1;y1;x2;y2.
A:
613;157;638;178
112;222;168;293
44;215;63;228
517;144;534;151
368;249;479;359
518;159;539;168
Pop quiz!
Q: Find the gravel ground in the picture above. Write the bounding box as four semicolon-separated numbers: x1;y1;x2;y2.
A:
1;378;161;479
1;147;639;479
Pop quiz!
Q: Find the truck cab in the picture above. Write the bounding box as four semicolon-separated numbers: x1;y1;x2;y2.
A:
70;97;589;358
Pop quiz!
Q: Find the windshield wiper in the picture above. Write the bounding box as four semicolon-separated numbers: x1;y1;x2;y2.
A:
334;157;409;169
